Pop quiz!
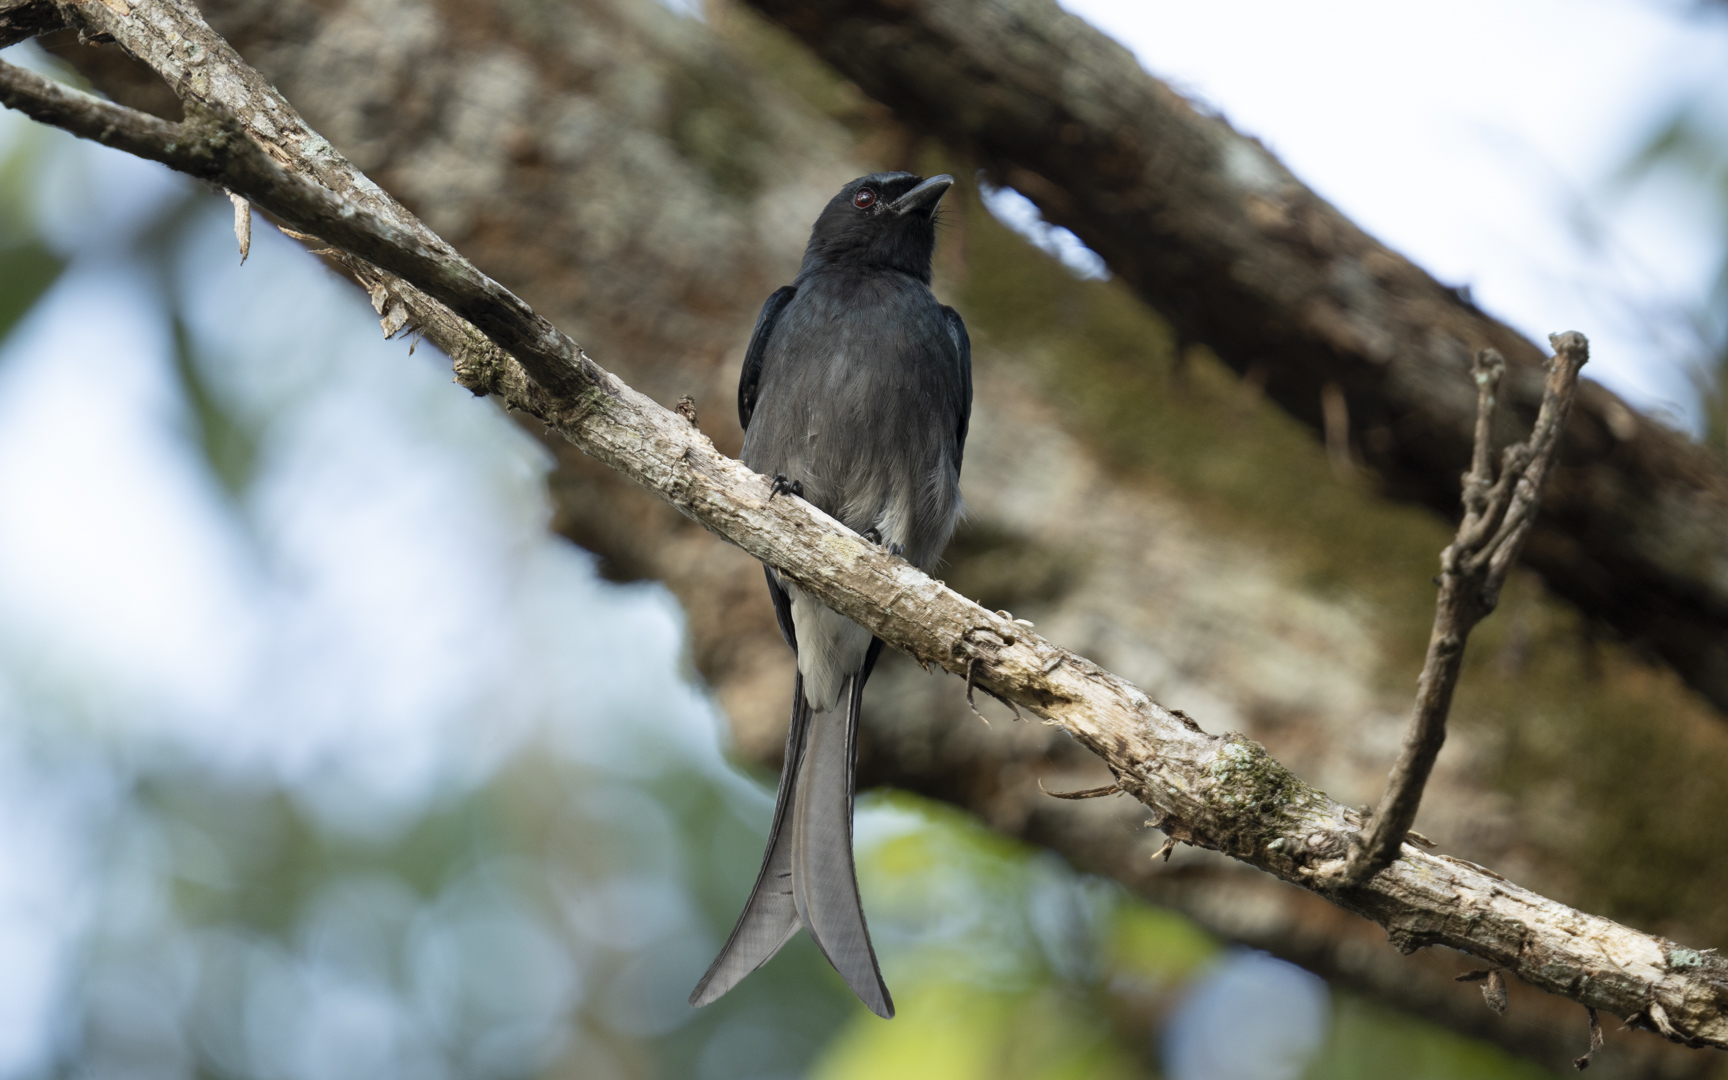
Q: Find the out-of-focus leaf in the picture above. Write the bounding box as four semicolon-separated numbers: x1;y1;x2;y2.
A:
812;983;1143;1080
1621;103;1728;455
0;240;63;349
1106;903;1219;987
168;313;257;499
1300;995;1557;1080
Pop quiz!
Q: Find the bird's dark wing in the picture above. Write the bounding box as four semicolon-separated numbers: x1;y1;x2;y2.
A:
763;565;796;653
738;285;798;430
941;305;973;472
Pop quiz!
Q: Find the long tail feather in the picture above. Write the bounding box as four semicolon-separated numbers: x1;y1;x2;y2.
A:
688;675;812;1007
791;669;894;1018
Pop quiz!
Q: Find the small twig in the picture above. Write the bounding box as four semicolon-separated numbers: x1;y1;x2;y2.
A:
1482;969;1509;1016
227;191;251;263
1343;336;1588;884
1037;778;1121;800
1574;1007;1603;1070
1648;1001;1687;1042
1152;836;1177;862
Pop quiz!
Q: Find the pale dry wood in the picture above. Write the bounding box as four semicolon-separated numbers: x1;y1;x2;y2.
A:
2;2;1726;1051
227;190;249;262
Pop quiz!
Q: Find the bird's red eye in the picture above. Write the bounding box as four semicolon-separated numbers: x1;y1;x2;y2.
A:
853;188;875;209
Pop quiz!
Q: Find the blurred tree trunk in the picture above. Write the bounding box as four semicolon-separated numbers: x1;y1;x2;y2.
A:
51;0;1728;1073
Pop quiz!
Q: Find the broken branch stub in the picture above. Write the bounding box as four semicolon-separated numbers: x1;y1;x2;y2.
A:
1576;1007;1605;1071
1345;336;1588;884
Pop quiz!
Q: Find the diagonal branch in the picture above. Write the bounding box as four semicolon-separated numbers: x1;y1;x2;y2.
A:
1344;339;1588;884
2;1;1727;1050
0;49;598;403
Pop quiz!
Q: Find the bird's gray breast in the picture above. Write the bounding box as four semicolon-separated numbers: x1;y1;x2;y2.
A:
741;274;964;573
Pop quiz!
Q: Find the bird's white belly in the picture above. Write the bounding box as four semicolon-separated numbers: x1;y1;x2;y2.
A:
783;580;872;711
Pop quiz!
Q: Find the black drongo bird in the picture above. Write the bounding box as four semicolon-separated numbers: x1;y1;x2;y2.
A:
689;172;971;1018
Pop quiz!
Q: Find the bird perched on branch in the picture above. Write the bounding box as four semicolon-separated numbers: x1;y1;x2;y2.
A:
689;172;972;1018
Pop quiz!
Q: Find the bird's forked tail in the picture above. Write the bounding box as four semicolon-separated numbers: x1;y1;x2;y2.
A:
689;665;892;1017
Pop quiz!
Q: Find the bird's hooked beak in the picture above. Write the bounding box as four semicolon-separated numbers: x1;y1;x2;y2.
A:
888;174;954;216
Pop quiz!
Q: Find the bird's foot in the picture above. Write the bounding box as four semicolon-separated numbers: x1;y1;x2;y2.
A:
861;527;906;559
769;474;804;500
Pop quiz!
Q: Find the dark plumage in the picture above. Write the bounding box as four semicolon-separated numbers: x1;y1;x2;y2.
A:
689;172;972;1019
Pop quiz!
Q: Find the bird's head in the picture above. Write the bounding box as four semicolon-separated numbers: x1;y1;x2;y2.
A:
799;172;954;282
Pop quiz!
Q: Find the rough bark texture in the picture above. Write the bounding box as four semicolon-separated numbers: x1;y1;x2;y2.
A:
741;0;1728;721
0;0;56;48
15;0;1728;1074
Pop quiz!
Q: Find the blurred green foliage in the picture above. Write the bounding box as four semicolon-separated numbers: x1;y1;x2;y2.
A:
815;982;1142;1080
1625;104;1728;455
818;794;1163;1080
169;313;259;499
0;236;59;345
1304;996;1555;1080
0;137;63;345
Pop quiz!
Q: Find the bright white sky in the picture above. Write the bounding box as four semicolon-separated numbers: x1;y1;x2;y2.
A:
1058;0;1728;432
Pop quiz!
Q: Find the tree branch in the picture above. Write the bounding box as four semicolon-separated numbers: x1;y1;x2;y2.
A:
4;1;1727;1051
0;0;60;50
1346;338;1588;883
739;0;1728;720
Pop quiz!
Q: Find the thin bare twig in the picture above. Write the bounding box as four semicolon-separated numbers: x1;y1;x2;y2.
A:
1036;778;1121;800
1576;1007;1605;1070
5;9;1726;1050
227;191;251;263
1483;969;1510;1016
1344;338;1589;883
